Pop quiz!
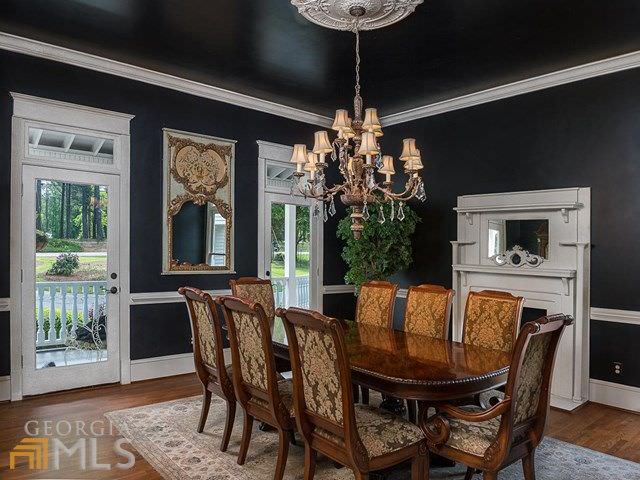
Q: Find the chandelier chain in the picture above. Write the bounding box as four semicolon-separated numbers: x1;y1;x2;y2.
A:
354;28;361;97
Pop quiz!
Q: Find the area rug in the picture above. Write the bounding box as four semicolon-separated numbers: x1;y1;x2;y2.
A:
105;395;640;480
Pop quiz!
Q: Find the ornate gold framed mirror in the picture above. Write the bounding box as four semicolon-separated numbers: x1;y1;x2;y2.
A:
162;128;235;274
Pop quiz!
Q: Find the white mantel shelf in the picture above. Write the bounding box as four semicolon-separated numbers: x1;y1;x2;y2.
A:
453;201;583;214
452;264;576;279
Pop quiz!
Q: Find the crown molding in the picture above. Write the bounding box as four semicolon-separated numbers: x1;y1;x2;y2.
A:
381;49;640;126
0;32;332;128
4;31;640;129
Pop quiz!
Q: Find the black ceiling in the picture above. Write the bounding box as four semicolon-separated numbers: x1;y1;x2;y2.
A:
1;0;640;117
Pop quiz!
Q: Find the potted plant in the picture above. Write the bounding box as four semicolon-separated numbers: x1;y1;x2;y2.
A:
337;202;420;292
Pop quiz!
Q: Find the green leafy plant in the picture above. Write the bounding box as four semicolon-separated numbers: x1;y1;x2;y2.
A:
41;238;83;253
46;253;80;276
337;202;420;291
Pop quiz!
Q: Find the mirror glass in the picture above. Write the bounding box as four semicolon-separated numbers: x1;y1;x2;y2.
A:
171;202;228;267
488;219;549;258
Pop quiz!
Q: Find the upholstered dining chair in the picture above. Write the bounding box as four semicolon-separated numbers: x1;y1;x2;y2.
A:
462;290;524;408
216;295;296;480
355;280;398;404
422;314;573;480
178;287;236;452
403;284;454;422
278;306;428;480
230;277;276;324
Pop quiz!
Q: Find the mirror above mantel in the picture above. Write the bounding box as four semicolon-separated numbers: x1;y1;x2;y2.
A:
162;128;236;274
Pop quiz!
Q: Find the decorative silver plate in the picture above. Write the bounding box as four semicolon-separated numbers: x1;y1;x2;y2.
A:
291;0;423;31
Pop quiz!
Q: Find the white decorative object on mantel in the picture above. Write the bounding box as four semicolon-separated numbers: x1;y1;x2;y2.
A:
491;245;544;267
451;187;591;411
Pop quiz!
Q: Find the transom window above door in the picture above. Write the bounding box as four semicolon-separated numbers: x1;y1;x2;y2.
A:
28;127;115;165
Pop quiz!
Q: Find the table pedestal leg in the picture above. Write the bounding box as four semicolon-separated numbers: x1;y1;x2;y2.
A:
379;395;407;416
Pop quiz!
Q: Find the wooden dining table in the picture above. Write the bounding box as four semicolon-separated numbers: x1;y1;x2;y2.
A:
270;318;511;405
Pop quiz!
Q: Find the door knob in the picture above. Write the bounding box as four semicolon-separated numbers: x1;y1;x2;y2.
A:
265;270;271;277
109;286;118;294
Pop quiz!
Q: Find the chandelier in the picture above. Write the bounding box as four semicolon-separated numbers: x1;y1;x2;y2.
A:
289;4;426;239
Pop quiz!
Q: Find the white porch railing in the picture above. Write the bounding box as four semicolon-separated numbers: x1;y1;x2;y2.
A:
35;281;107;348
272;276;310;309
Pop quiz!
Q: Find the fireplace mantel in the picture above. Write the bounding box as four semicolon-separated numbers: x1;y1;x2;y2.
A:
451;187;590;411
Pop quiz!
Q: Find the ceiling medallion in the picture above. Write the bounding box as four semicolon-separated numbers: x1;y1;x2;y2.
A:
289;2;426;239
291;0;423;31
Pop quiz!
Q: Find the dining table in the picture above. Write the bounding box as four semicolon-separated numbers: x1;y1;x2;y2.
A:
270;317;511;414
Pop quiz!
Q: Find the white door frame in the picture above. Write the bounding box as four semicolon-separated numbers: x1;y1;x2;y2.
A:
257;140;324;312
10;93;133;400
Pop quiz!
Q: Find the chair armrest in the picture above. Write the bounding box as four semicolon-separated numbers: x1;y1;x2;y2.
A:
439;397;512;423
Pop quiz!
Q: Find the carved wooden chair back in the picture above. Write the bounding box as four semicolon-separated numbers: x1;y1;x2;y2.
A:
403;284;454;339
355;280;398;329
217;295;289;424
279;308;365;466
230;277;276;324
462;290;524;353
179;286;230;391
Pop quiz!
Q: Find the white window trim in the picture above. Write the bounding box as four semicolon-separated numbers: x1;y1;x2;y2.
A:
9;93;134;400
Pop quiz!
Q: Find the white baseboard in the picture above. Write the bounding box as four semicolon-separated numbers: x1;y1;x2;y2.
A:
130;353;195;382
129;349;232;383
589;379;640;412
550;394;587;411
0;375;10;401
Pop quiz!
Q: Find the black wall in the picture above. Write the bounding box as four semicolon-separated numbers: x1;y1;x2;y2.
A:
0;50;320;369
375;67;640;387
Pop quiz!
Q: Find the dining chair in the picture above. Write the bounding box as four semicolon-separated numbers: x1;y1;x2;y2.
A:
403;284;454;422
278;306;428;480
355;280;398;404
230;277;276;324
178;287;236;451
462;290;524;408
422;313;574;480
216;295;296;480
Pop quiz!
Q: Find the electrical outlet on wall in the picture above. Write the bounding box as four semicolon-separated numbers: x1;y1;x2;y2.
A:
613;362;623;375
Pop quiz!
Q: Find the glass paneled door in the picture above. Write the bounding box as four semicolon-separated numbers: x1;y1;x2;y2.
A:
264;193;318;311
21;165;120;396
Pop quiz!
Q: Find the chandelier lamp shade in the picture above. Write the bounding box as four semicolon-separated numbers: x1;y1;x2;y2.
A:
289;2;426;239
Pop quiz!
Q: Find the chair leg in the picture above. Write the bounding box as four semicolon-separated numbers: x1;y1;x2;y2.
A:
237;413;254;465
482;472;497;480
353;470;368;480
274;429;292;480
411;450;428;480
352;383;360;403
464;467;476;480
522;451;536;480
407;399;417;423
220;399;236;452
197;389;212;433
361;386;370;405
304;444;317;480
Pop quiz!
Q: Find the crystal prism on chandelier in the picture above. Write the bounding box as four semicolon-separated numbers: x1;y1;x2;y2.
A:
289;4;426;239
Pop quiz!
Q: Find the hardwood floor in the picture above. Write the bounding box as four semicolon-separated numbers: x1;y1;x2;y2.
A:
0;374;638;479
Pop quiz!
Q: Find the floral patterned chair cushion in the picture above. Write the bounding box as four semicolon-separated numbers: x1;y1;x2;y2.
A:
443;406;501;457
191;300;218;369
293;325;344;424
315;405;424;458
232;283;276;322
356;284;396;328
232;311;268;391
404;289;450;338
463;294;520;353
249;379;295;417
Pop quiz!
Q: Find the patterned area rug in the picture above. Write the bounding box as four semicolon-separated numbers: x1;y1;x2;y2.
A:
105;395;640;480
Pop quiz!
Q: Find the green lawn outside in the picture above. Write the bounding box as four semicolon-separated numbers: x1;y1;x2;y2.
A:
36;255;107;282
